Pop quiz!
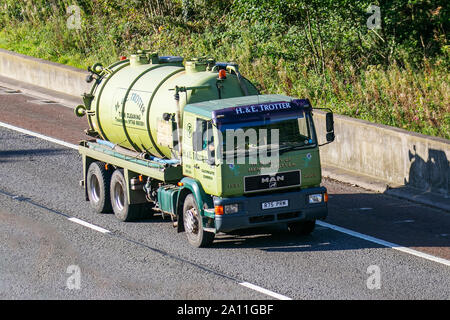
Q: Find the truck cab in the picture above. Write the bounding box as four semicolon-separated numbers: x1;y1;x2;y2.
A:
173;94;333;246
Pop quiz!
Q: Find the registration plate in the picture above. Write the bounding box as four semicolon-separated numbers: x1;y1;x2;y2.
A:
261;200;289;210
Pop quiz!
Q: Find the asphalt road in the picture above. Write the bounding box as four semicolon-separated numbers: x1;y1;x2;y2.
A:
0;87;449;300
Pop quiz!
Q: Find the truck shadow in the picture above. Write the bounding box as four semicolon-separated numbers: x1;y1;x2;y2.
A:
212;233;333;251
211;227;383;252
207;190;450;252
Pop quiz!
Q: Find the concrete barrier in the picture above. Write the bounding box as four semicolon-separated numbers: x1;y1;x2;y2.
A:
315;113;449;197
0;48;90;97
0;48;448;199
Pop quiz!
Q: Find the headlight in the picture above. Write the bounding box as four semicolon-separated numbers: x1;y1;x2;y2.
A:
224;203;239;214
308;194;323;204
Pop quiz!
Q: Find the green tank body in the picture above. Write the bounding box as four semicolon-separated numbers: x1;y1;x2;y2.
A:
81;52;258;158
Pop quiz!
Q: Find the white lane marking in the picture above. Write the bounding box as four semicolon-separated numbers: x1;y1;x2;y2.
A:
239;282;292;300
0;121;78;150
317;221;450;267
68;217;111;234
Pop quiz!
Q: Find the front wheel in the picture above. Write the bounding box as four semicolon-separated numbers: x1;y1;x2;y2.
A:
183;194;215;248
288;220;316;236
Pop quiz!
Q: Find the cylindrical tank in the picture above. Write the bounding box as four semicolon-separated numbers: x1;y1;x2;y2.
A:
81;52;258;159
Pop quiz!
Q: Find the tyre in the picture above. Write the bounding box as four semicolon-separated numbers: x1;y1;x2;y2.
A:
110;169;149;222
288;220;316;236
183;194;215;248
86;161;112;213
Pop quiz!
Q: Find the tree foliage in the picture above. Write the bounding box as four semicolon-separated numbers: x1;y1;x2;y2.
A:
0;0;448;138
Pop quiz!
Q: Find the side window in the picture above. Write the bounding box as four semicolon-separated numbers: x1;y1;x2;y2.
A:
193;118;215;160
206;121;215;160
193;118;205;151
200;119;208;150
297;116;310;140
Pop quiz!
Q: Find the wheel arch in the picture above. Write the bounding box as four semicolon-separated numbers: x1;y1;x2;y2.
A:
175;177;213;233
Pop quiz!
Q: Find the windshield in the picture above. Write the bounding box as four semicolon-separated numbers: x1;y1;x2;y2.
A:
218;112;316;158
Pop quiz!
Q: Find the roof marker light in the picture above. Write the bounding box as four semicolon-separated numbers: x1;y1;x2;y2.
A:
218;69;227;79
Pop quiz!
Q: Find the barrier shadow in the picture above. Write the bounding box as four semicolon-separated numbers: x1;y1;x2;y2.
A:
0;148;69;163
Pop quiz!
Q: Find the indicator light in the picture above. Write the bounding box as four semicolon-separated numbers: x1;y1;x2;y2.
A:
214;205;224;215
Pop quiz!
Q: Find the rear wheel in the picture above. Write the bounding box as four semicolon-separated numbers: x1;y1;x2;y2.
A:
183;194;215;248
288;220;316;236
86;162;112;213
110;169;151;222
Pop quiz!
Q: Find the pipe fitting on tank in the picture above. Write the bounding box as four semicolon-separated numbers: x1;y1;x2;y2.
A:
75;105;86;117
86;63;104;83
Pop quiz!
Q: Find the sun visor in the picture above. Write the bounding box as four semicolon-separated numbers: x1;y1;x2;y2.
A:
212;99;311;125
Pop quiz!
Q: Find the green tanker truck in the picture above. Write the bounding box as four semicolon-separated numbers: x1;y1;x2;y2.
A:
75;50;335;247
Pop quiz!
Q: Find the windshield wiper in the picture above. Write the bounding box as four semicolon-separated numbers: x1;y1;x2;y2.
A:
219;143;313;159
278;144;313;155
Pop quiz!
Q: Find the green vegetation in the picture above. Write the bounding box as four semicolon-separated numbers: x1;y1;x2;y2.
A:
0;0;448;138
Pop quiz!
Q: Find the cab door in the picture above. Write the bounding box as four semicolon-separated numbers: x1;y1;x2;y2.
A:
192;117;219;195
181;113;196;178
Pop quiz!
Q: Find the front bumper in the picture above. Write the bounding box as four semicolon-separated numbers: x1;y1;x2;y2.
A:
213;187;327;232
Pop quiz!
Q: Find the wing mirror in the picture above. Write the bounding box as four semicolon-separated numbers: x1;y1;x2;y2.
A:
313;108;335;146
326;112;335;142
